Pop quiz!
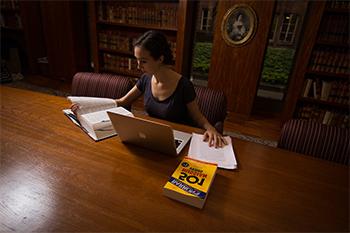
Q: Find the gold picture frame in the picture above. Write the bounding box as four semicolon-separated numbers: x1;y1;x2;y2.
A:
221;4;257;47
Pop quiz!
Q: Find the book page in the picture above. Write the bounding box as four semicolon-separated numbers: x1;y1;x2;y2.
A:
67;96;117;115
188;133;237;169
80;107;134;130
63;109;81;127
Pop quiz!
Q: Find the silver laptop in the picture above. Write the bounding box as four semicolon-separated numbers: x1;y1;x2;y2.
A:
107;111;192;156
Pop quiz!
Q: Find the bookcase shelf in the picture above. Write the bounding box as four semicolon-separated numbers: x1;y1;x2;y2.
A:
1;26;23;32
300;97;349;110
286;1;349;128
101;68;142;78
89;0;190;79
0;0;22;30
324;8;350;14
0;8;20;13
97;20;178;32
99;47;133;57
316;40;349;48
306;70;349;79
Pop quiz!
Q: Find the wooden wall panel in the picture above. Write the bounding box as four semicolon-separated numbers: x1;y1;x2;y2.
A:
40;2;89;81
175;0;196;77
40;2;73;80
88;1;99;72
19;1;46;75
208;0;275;114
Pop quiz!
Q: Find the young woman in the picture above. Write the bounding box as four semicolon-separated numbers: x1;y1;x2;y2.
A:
73;30;227;147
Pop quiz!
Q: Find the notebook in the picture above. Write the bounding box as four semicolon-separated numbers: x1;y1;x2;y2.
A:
107;111;192;156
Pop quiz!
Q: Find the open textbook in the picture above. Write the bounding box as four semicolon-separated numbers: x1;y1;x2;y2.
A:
63;96;133;141
188;133;237;169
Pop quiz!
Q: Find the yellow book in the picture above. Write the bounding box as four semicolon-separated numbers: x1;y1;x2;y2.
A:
163;157;217;209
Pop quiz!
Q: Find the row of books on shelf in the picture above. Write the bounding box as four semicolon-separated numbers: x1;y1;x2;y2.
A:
326;0;350;9
318;14;348;43
102;53;141;76
98;2;178;28
99;31;137;53
295;105;349;128
98;30;176;58
302;78;349;104
0;0;19;10
308;48;349;74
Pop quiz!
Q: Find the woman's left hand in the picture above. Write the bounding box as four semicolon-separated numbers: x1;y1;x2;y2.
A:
203;127;228;148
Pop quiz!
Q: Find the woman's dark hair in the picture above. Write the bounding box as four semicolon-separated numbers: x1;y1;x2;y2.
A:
134;30;174;65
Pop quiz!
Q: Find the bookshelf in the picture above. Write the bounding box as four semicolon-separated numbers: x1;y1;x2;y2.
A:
292;1;349;128
88;0;191;80
1;0;24;78
0;0;22;30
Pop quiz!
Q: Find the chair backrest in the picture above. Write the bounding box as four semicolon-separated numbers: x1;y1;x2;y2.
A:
194;85;227;134
278;119;349;165
71;72;133;99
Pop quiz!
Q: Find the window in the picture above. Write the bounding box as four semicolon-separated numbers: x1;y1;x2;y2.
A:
191;1;217;87
200;8;212;31
279;13;299;44
269;14;279;42
255;1;308;115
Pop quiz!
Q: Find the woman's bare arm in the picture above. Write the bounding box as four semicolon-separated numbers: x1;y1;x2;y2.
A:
116;86;142;107
186;100;227;148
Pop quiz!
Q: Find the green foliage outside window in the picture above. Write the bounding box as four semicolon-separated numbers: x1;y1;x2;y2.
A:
192;42;212;73
192;42;295;86
261;47;295;85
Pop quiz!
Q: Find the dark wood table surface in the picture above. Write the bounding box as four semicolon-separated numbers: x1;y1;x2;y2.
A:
1;86;348;232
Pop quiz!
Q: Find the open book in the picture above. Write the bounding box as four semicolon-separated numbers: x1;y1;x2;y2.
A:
63;96;134;141
188;133;237;169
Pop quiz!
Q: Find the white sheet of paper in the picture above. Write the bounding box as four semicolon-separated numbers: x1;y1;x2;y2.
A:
188;133;237;169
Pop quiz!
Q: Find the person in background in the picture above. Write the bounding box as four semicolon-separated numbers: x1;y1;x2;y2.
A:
229;14;247;41
72;30;227;148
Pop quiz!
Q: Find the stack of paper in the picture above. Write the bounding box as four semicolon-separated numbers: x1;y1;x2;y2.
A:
188;133;237;169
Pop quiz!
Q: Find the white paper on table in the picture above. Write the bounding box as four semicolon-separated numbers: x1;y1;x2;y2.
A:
188;133;237;169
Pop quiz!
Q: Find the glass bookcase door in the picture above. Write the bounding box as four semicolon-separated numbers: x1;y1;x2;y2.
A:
190;0;218;87
253;1;308;113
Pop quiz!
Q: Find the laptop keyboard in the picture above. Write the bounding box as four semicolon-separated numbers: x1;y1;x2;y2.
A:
174;139;183;149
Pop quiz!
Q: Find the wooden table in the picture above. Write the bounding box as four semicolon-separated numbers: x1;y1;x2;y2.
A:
1;86;348;232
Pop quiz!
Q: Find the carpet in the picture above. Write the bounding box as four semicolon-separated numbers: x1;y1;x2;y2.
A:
2;80;278;147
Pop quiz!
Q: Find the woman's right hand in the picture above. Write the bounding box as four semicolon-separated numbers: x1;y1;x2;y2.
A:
70;103;80;115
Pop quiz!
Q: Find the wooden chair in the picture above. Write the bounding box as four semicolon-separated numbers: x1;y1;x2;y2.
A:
278;119;349;165
71;72;133;109
194;85;227;134
71;72;133;98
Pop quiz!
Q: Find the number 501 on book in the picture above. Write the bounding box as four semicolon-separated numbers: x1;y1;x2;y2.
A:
163;157;217;209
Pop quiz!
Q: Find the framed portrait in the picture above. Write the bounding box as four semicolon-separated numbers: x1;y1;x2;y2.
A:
221;4;257;46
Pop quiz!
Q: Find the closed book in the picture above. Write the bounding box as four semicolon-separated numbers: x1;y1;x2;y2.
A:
321;81;332;101
322;111;332;125
303;79;313;97
163;157;217;209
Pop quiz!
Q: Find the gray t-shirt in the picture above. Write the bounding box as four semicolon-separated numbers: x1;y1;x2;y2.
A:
136;74;196;126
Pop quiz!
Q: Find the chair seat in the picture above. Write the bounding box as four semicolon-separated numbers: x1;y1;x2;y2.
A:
194;85;227;134
278;119;349;165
